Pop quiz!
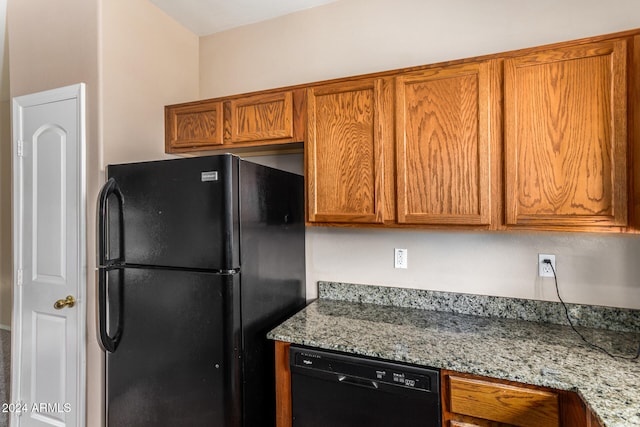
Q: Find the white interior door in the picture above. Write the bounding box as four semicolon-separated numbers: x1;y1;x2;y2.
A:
11;84;86;427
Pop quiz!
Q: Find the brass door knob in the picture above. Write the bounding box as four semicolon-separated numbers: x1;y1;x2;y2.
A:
54;295;76;310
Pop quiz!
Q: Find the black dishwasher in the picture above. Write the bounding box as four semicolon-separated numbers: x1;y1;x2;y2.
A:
290;346;441;427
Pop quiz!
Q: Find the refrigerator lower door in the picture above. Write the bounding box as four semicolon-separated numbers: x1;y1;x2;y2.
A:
103;267;241;427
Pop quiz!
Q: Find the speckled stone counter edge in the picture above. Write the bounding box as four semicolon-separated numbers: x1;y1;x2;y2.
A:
318;281;640;333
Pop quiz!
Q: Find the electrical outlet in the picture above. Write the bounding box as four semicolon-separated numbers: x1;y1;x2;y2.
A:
538;254;556;277
394;248;408;269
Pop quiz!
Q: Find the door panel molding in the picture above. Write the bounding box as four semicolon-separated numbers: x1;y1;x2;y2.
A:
12;83;86;427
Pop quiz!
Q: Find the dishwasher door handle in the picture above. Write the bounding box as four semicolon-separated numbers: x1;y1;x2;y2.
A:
338;375;379;389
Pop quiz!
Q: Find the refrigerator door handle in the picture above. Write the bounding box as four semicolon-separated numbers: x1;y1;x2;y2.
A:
98;267;123;352
98;177;125;266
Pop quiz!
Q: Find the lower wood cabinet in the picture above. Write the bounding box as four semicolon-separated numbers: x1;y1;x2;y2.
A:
274;341;600;427
275;341;293;427
441;370;588;427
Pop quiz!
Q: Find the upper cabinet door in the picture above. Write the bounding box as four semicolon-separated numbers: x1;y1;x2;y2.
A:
306;79;386;223
504;40;628;228
395;61;495;225
165;101;224;152
165;89;304;153
226;91;295;144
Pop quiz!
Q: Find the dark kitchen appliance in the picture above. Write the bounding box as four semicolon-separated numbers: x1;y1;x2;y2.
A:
290;346;441;427
97;154;305;427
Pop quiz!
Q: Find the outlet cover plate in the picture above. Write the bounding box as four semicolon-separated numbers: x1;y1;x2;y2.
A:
538;254;556;277
394;248;408;269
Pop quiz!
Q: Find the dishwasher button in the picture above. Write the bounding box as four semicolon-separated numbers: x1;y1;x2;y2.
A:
375;370;386;379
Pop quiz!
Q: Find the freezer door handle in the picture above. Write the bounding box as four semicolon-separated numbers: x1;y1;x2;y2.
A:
98;177;125;266
98;267;122;352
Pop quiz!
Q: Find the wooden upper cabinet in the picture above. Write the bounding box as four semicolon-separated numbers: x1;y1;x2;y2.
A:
165;101;224;151
165;89;304;153
306;79;387;223
395;61;496;226
225;91;294;144
504;39;628;228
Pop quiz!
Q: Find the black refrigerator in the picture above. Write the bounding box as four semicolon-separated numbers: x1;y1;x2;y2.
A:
97;154;305;427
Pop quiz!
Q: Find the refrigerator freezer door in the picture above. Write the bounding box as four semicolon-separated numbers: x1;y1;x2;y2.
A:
105;154;238;270
104;267;241;427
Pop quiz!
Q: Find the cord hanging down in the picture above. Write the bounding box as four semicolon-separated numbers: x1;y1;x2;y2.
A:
542;259;640;360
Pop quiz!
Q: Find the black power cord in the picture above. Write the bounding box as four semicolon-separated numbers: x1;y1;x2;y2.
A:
543;259;640;360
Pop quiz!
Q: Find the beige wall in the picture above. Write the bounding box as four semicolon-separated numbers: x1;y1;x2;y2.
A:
8;0;198;425
199;0;640;98
101;0;199;166
200;0;640;309
7;0;101;345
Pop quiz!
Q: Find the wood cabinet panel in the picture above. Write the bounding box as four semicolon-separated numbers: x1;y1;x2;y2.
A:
587;410;604;427
504;39;628;228
165;101;224;151
450;421;492;427
442;370;594;427
226;91;294;144
631;35;640;231
275;341;292;427
306;79;387;223
396;61;495;225
165;89;304;153
447;375;559;427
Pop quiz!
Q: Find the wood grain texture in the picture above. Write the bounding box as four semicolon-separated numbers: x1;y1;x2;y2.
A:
450;421;488;427
504;39;628;227
166;89;304;153
587;408;604;427
559;388;587;427
396;61;493;225
447;375;559;427
274;341;291;427
227;91;293;143
306;79;386;223
164;28;638;233
631;35;640;232
165;101;224;151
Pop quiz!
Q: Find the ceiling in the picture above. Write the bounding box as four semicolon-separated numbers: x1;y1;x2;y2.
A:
149;0;339;36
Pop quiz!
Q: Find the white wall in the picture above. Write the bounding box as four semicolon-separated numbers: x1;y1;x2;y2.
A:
199;0;640;309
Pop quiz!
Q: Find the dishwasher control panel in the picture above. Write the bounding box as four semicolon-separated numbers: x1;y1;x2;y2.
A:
292;346;438;393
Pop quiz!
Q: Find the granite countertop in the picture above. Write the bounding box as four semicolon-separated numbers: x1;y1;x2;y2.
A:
268;282;640;427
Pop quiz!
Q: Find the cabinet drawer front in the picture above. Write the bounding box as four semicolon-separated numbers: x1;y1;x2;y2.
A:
448;376;559;427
